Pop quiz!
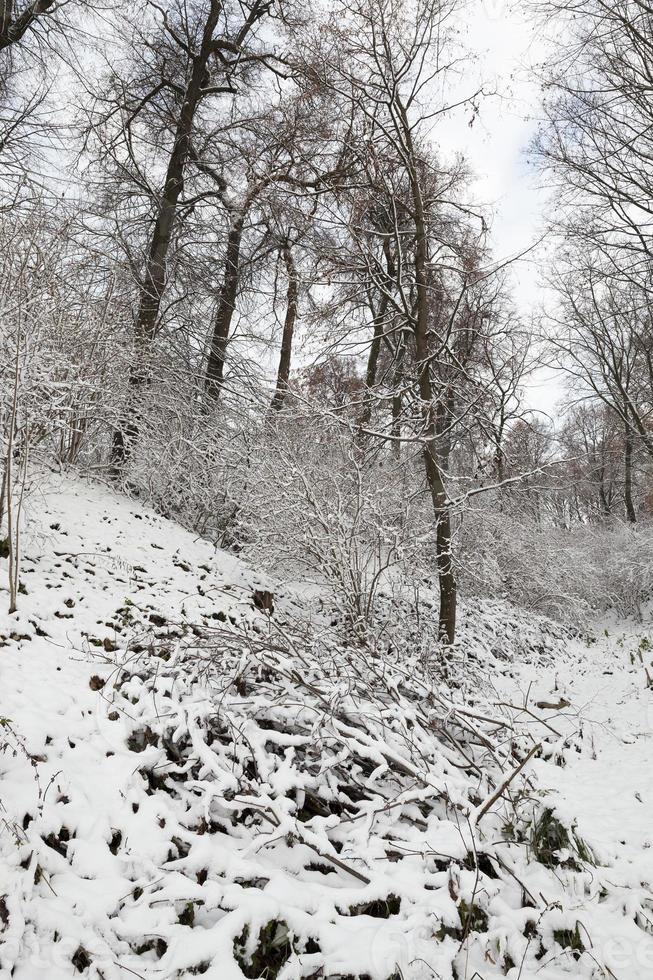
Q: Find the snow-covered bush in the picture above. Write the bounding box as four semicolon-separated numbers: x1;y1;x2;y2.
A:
122;378;252;542
73;618;600;980
592;523;653;619
234;418;417;637
457;498;653;623
0;207;130;471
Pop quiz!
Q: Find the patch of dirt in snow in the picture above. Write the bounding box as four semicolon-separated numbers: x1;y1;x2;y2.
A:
0;475;650;980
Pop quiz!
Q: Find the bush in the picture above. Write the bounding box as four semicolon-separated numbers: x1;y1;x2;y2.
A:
457;499;653;623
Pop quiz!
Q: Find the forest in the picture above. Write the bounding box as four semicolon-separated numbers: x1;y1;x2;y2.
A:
0;1;652;979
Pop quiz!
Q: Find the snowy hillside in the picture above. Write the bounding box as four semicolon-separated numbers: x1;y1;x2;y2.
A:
3;0;653;976
1;476;652;980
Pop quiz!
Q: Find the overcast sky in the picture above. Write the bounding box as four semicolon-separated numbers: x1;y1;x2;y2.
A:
445;1;546;293
436;0;563;414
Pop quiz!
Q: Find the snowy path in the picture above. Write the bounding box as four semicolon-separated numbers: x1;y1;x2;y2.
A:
496;623;653;979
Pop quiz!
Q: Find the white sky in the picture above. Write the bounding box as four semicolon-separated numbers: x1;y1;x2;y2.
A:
437;0;564;415
62;0;564;415
443;0;546;298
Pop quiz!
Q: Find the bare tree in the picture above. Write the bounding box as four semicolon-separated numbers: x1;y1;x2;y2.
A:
537;0;653;497
84;0;281;468
269;238;299;411
476;314;535;487
306;0;489;643
560;404;621;520
0;0;64;52
546;256;653;461
536;0;653;288
194;86;345;402
0;0;83;200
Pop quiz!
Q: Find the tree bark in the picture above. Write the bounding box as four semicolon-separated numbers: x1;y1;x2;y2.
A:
205;214;245;401
112;0;226;469
359;238;395;430
400;105;456;644
0;453;7;529
597;461;611;516
390;392;402;457
270;243;298;412
357;290;392;428
0;0;56;50
359;305;384;423
624;414;637;523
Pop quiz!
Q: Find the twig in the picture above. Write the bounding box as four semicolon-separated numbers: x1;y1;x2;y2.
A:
474;743;541;823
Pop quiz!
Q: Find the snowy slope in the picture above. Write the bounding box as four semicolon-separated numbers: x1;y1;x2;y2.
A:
0;475;284;980
1;475;652;980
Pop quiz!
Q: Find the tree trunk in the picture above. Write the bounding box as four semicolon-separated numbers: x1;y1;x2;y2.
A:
495;445;505;486
365;308;384;391
390;392;402;456
112;0;223;470
0;0;56;51
436;511;456;639
0;453;7;529
205;214;245;401
358;299;386;429
624;416;637;523
359;241;394;430
270;243;298;412
400;106;456;644
597;462;611;516
386;339;405;459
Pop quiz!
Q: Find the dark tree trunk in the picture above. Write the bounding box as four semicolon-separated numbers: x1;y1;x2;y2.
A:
436;511;456;640
387;340;405;459
358;293;389;431
401;107;456;644
365;309;384;390
624;418;637;523
390;392;402;456
205;214;245;401
597;462;611;516
111;366;149;473
360;236;396;432
270;243;298;412
0;453;7;528
495;431;505;508
0;0;56;50
111;0;223;471
495;445;505;486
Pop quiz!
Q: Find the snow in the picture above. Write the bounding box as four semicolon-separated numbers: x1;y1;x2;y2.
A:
1;474;652;979
496;625;653;979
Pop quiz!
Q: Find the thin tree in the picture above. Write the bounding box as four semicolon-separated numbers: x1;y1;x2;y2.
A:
269;238;299;411
312;0;486;643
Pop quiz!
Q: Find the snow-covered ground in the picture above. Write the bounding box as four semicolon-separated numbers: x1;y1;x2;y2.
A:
495;622;653;980
1;475;652;979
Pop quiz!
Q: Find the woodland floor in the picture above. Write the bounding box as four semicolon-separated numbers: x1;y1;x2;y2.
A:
1;474;652;980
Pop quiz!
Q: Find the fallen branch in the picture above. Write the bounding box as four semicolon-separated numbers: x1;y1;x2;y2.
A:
473;743;542;824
